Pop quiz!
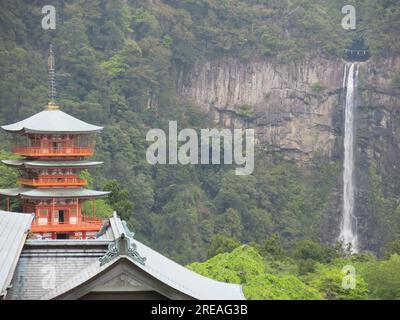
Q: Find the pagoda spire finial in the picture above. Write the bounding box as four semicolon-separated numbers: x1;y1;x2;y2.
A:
46;44;59;110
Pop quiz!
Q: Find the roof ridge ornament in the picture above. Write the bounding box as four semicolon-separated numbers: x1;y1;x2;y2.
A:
99;233;146;266
46;101;60;110
46;44;58;109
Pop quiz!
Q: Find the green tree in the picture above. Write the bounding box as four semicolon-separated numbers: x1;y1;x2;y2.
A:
214;208;243;239
0;150;20;211
309;265;369;300
82;199;113;219
0;150;19;188
261;234;284;259
244;274;322;300
207;234;241;259
103;179;134;220
293;240;343;274
382;240;400;258
358;254;400;299
189;245;322;300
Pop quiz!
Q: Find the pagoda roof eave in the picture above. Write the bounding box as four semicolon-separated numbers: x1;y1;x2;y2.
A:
0;187;110;199
14;129;103;135
0;188;27;197
1;109;103;134
1;160;104;169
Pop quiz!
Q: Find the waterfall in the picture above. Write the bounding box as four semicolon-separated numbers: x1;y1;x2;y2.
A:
339;63;359;252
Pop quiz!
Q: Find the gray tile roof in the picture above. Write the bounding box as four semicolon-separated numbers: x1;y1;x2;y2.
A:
1;109;103;134
39;255;134;300
7;213;245;300
0;210;33;298
6;240;110;300
54;212;245;300
0;187;110;199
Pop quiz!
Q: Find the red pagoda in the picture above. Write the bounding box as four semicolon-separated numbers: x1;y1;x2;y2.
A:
0;102;110;239
0;47;110;240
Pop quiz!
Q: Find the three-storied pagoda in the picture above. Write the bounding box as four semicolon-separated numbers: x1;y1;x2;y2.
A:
0;46;109;240
0;103;110;239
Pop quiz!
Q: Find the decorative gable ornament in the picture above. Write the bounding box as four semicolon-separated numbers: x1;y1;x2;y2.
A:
99;233;146;266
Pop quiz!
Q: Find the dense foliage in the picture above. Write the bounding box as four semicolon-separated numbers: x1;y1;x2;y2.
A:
189;242;400;300
188;245;323;300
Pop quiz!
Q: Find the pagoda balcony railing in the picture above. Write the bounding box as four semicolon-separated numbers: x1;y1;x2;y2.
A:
12;146;94;157
31;216;103;233
18;177;88;187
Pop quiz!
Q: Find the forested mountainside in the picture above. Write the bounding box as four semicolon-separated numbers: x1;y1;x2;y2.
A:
1;0;400;299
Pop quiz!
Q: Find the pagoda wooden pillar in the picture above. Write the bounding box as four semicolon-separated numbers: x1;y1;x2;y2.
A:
76;198;79;223
92;199;96;218
51;198;55;224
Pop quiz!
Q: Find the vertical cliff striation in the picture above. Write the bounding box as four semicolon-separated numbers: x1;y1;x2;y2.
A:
178;57;344;161
355;57;400;253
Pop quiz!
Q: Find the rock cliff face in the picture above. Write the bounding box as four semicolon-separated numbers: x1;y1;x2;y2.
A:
178;57;345;161
355;57;400;253
177;56;400;252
